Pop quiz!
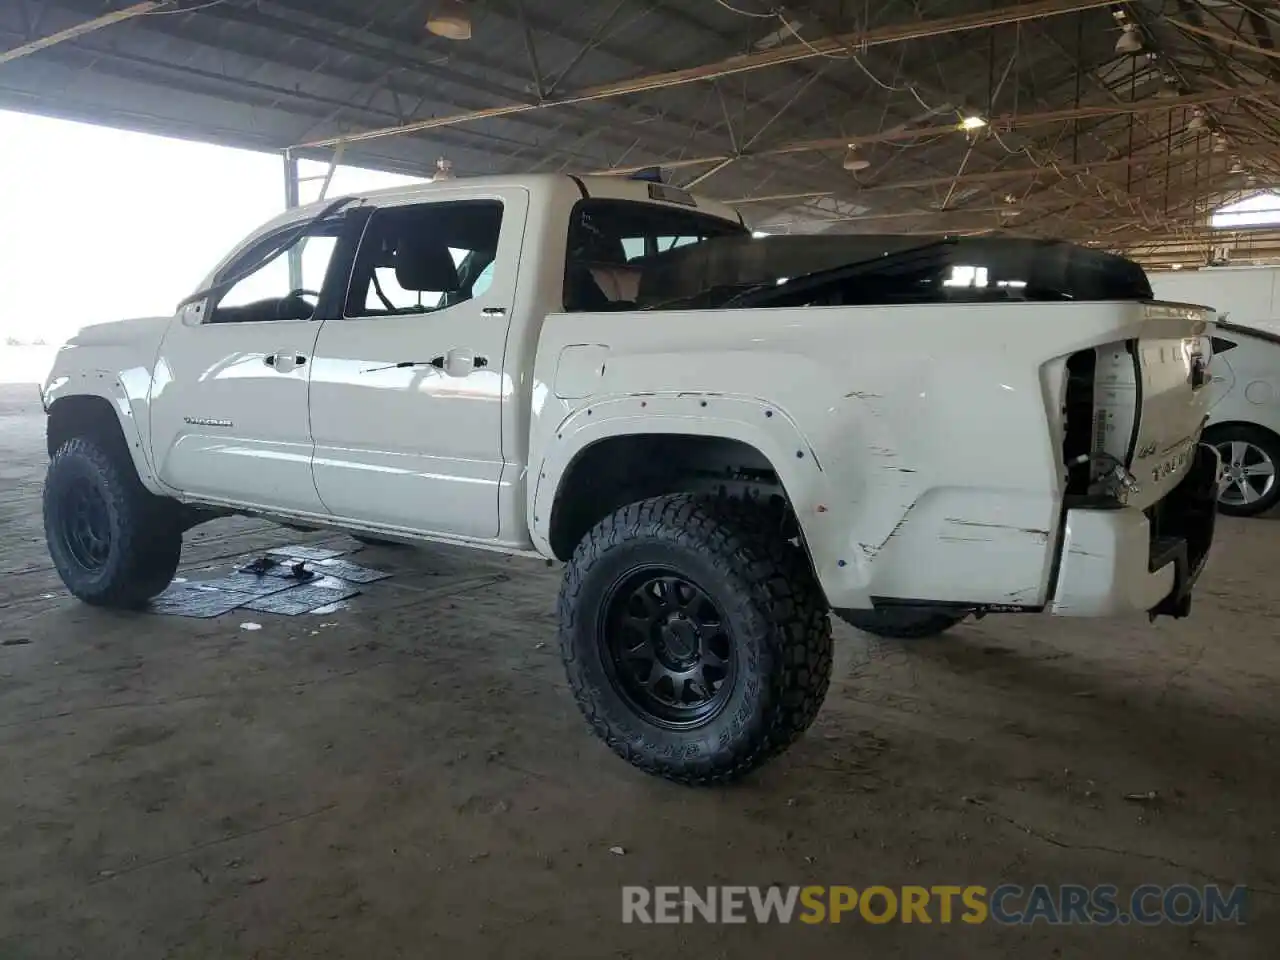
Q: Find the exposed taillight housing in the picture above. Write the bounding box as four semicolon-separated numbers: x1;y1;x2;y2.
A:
1063;349;1096;497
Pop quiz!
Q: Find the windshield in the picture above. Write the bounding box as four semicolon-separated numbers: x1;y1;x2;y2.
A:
563;199;746;311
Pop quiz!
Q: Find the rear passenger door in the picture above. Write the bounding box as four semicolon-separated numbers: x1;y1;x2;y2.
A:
307;189;528;539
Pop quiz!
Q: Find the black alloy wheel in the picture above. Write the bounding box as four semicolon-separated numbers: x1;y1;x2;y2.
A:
600;568;735;728
55;476;113;573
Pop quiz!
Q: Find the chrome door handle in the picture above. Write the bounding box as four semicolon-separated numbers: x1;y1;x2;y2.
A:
431;349;488;376
264;352;306;370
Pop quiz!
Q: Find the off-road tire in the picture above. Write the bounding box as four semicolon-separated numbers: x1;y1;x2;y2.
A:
559;494;832;785
837;608;966;639
44;438;182;608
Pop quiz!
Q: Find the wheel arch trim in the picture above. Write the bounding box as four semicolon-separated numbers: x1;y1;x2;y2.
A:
44;374;168;496
529;393;872;608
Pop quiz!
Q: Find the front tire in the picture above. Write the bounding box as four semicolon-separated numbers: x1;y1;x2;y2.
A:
837;607;966;639
559;495;832;785
1206;424;1280;517
44;437;182;608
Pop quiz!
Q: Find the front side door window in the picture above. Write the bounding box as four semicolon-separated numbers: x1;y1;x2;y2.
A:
207;221;342;324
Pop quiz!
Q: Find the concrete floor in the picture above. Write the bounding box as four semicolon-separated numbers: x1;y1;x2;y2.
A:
0;382;1277;958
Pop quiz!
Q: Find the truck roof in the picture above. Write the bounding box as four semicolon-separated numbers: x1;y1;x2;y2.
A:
278;172;745;229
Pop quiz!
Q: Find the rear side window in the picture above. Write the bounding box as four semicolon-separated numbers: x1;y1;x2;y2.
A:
563;199;745;311
346;200;504;318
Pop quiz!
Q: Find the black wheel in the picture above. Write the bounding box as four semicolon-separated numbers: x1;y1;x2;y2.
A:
837;607;966;639
1205;424;1280;517
44;437;182;608
559;495;832;785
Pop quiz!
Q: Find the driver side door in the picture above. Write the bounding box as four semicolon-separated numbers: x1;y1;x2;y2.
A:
148;210;366;515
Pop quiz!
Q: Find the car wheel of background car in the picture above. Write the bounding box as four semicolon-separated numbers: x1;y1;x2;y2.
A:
44;437;182;608
837;607;967;639
1206;424;1280;517
558;494;833;785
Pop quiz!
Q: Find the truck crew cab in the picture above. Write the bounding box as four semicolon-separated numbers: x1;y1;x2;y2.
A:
42;173;1219;784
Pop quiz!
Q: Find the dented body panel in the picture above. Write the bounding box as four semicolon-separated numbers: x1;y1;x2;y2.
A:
530;299;1213;612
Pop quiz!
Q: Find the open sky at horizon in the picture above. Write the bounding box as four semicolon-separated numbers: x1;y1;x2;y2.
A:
0;109;425;346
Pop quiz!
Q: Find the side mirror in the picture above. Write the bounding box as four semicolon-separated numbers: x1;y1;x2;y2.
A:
179;298;209;326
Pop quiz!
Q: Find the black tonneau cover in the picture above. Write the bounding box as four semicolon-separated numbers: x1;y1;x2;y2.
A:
636;234;1152;309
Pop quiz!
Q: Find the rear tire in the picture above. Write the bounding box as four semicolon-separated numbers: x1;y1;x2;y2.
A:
837;607;966;639
1205;424;1280;517
44;438;182;608
559;494;832;785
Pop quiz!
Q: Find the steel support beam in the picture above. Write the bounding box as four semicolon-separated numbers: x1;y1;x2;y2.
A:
593;83;1278;182
0;2;164;66
1170;17;1280;62
295;0;1116;149
283;150;303;291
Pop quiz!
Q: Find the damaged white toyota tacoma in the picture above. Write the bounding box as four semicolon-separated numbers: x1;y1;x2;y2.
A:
42;173;1219;784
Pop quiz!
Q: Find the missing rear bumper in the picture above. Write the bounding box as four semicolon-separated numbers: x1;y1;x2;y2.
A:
1147;443;1219;620
1050;443;1218;618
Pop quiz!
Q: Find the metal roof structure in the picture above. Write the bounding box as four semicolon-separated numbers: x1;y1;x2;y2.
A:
4;0;1280;266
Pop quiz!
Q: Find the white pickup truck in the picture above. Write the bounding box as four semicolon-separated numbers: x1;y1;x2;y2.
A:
42;173;1219;784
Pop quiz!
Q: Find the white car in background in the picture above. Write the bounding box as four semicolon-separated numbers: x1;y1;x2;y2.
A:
1199;322;1280;516
1150;267;1280;516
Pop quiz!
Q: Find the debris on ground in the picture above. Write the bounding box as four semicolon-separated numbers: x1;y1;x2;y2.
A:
1123;790;1160;804
145;544;387;619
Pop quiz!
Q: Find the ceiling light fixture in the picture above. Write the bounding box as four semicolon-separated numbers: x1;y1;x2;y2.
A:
842;146;871;172
960;115;987;131
1187;110;1207;133
1115;23;1143;55
1229;156;1245;174
427;0;471;40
